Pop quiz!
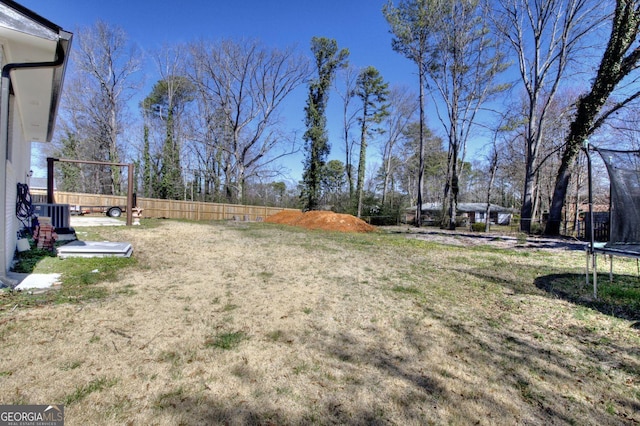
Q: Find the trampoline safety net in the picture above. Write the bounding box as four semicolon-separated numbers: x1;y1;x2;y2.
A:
595;147;640;249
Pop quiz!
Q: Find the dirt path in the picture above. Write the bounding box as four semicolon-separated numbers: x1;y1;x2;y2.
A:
383;226;588;252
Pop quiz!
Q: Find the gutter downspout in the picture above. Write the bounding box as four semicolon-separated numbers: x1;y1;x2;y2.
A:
0;42;66;284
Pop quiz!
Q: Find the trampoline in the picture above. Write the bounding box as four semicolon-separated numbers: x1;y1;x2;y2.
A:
585;142;640;297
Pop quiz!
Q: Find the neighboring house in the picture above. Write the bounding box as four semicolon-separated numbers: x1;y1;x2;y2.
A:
0;0;71;282
29;176;49;191
27;176;50;203
408;202;514;226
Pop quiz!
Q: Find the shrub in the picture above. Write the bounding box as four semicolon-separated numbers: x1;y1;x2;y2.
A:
530;222;543;235
471;222;486;232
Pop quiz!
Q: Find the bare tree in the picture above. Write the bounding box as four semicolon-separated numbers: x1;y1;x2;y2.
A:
394;121;447;212
383;0;431;226
189;38;310;203
493;0;605;233
62;20;142;194
334;65;361;199
422;0;509;230
187;53;234;202
482;120;505;232
380;86;417;207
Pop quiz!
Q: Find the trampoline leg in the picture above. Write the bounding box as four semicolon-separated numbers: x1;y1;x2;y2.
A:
609;255;613;282
585;249;589;289
593;253;598;299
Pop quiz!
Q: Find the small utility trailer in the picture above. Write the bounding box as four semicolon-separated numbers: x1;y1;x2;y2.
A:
70;204;128;217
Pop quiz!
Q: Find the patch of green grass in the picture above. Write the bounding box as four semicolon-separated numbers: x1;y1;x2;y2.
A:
157;350;181;365
63;376;118;405
61;256;136;286
516;379;536;404
258;271;275;281
104;394;133;420
574;306;595;321
154;386;186;410
605;400;617;415
72;227;108;241
266;330;284;342
302;307;313;314
222;303;238;312
537;270;640;321
115;284;136;296
205;331;248;350
275;386;292;395
373;235;443;251
11;247;58;273
392;285;421;295
293;363;311;375
131;218;163;230
60;360;83;371
599;279;640;309
516;233;528;245
1;254;137;312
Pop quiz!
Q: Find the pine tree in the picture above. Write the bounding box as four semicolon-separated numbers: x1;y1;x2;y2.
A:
355;66;389;218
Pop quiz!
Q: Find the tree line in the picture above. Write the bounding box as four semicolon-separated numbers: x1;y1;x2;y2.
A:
51;0;640;235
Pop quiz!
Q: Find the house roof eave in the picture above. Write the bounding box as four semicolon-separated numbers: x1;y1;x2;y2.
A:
0;0;62;38
0;0;72;142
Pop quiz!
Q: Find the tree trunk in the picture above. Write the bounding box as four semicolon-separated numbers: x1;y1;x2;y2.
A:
381;152;392;207
416;67;426;227
572;162;582;235
109;103;121;195
520;126;540;234
547;141;582;235
448;152;458;230
238;167;245;205
485;150;498;232
546;1;640;236
356;124;367;218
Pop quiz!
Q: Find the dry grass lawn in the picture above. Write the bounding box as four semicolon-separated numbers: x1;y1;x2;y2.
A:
1;219;639;425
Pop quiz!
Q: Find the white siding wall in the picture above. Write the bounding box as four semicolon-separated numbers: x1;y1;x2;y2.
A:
4;96;29;271
5;160;15;270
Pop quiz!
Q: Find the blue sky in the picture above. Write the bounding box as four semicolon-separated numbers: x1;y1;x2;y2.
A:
18;0;426;181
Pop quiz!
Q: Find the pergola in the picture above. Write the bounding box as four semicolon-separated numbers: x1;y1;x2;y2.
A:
46;157;135;226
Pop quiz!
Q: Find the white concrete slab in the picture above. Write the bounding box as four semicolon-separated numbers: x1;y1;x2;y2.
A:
8;272;61;291
57;240;133;258
70;216;124;227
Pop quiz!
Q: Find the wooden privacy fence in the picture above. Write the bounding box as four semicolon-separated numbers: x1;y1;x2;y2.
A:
32;190;298;222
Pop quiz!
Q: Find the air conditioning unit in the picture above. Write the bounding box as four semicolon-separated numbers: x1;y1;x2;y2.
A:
33;203;71;229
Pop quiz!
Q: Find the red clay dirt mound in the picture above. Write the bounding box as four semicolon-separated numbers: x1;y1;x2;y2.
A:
265;210;376;233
